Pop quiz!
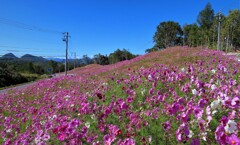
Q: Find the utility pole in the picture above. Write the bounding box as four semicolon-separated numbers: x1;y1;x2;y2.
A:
217;11;222;51
63;32;69;76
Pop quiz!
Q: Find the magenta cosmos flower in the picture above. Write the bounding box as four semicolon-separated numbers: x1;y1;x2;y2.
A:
226;134;240;145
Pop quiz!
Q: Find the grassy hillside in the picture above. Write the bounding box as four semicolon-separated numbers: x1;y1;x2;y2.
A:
0;47;239;145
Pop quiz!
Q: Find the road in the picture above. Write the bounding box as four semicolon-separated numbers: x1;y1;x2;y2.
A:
0;73;75;94
0;82;35;94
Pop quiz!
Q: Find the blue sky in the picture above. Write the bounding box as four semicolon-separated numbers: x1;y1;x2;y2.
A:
0;0;239;58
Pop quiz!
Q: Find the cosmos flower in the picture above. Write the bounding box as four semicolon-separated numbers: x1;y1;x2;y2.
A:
224;120;237;134
190;138;200;145
210;100;220;110
226;134;240;145
211;69;216;74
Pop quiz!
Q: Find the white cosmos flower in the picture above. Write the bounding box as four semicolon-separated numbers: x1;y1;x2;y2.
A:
85;122;90;128
211;69;216;74
148;74;152;80
201;132;207;141
192;89;197;95
91;114;96;120
141;88;146;96
181;67;185;72
224;120;237;134
212;110;218;115
187;130;194;138
64;95;71;101
103;82;108;86
211;84;216;90
223;67;227;72
210;100;220;110
34;137;41;144
6;129;12;133
149;135;152;143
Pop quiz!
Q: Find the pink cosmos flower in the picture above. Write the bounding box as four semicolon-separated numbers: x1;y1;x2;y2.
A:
119;101;128;110
3;139;11;145
108;125;120;135
58;133;65;141
104;107;112;116
228;111;236;120
176;123;189;142
198;98;206;108
198;119;205;131
193;107;203;120
162;121;171;131
127;96;134;103
226;134;240;145
215;125;227;144
42;133;50;141
149;88;154;95
220;116;228;126
191;138;200;145
123;138;136;145
169;103;180;115
103;134;116;145
231;97;239;108
181;112;189;123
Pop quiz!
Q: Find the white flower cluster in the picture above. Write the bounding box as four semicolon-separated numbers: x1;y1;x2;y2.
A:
210;99;221;115
64;95;71;101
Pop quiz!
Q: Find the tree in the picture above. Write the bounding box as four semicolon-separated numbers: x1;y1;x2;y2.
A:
48;60;58;73
197;2;214;30
93;53;109;65
33;65;44;75
109;49;137;64
188;24;201;47
82;55;93;65
145;47;159;53
223;10;240;51
183;24;199;46
153;21;182;49
28;62;35;73
197;3;215;47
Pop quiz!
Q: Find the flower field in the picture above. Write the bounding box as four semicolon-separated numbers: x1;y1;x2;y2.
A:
0;47;239;145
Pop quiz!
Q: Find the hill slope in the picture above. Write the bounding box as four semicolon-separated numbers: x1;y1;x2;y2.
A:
0;47;239;144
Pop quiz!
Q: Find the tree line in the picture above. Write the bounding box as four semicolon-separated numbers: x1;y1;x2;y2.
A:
146;3;240;53
76;48;137;66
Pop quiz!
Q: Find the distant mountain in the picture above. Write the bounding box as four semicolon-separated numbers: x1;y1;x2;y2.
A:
20;54;47;62
45;58;88;63
46;58;64;62
1;53;18;59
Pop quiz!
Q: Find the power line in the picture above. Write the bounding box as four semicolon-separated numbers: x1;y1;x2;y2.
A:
0;53;67;57
0;17;63;34
0;45;62;50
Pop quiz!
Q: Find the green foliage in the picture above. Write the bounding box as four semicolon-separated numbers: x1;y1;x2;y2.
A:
149;2;239;51
153;21;182;49
0;65;28;88
145;47;162;53
222;10;240;51
109;49;137;64
93;53;109;65
197;2;214;30
48;60;58;73
183;24;200;47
